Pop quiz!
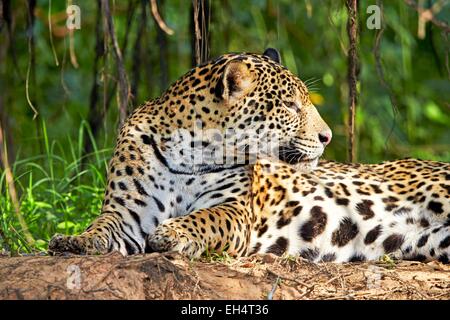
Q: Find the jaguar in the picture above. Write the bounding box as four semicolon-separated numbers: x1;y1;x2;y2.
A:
49;48;450;263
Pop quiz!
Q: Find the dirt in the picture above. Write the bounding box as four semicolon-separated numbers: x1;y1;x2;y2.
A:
0;252;448;300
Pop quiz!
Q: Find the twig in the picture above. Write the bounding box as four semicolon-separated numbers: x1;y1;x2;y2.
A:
297;284;316;299
60;32;71;97
25;0;38;120
191;0;210;66
25;0;44;156
25;50;38;119
84;0;105;157
68;28;78;68
323;274;342;287
383;273;430;299
48;0;59;66
345;0;359;162
100;0;136;124
432;291;450;299
267;268;316;299
403;0;450;35
101;0;131;128
267;269;313;289
149;0;174;35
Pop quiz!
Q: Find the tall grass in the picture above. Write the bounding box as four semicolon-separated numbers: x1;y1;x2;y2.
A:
0;121;112;254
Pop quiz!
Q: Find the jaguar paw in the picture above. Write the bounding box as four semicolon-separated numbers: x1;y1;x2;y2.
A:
147;224;204;258
48;233;108;256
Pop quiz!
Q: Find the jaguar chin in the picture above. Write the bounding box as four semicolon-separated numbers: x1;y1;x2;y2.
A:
292;156;320;172
278;146;321;172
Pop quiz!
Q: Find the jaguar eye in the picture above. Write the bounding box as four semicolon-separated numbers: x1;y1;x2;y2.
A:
283;101;300;113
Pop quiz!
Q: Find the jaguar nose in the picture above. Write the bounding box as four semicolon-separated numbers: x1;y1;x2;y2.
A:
318;130;332;146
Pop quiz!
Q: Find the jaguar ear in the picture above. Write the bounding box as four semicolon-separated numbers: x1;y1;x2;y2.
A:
219;60;255;103
263;48;281;64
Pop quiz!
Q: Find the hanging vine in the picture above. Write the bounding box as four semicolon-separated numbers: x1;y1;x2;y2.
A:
345;0;359;163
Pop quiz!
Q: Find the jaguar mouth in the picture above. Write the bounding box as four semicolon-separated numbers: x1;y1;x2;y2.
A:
277;145;320;172
278;146;313;165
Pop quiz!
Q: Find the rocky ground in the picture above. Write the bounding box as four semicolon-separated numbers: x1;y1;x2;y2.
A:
0;252;449;300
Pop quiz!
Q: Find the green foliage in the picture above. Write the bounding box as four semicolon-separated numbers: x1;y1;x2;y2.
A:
0;122;110;254
202;245;233;264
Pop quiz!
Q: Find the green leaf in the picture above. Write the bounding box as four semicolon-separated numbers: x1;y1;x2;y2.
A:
34;239;47;250
424;102;448;124
56;221;76;230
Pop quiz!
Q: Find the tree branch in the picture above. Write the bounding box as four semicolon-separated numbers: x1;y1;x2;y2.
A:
84;0;105;157
191;0;210;66
102;1;136;121
150;0;174;35
346;0;359;162
101;0;131;128
403;0;450;35
25;0;38;119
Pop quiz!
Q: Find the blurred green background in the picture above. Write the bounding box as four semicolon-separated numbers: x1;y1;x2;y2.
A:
0;0;449;253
